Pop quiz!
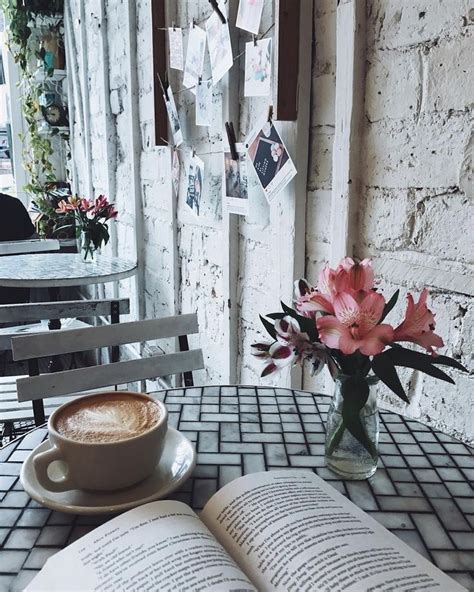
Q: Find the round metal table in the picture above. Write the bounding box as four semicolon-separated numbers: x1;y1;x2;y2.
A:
0;386;472;591
0;253;137;289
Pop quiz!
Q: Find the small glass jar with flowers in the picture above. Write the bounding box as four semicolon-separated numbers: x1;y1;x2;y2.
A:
55;195;118;261
252;257;467;480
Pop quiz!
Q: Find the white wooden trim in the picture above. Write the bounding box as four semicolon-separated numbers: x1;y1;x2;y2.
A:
16;350;205;401
78;0;94;200
290;0;313;390
0;298;129;323
125;0;145;321
0;240;60;256
12;314;199;360
221;0;240;384
329;0;366;264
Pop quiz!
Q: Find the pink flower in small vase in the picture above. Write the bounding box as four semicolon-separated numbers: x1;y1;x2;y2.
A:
393;289;444;355
334;257;375;295
295;277;335;317
94;194;109;213
317;292;394;356
80;198;93;212
55;199;72;214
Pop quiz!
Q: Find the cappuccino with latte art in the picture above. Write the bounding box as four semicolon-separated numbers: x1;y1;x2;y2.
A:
55;393;161;444
34;391;168;492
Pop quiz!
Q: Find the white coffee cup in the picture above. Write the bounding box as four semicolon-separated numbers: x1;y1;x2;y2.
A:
33;391;168;492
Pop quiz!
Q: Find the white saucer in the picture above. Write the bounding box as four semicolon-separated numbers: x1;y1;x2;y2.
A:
20;428;196;515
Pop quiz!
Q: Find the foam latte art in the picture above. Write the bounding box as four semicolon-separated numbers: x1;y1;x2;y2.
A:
55;394;161;443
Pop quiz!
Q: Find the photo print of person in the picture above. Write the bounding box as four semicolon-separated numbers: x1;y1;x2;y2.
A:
164;85;183;147
223;143;249;216
247;120;296;203
186;155;204;216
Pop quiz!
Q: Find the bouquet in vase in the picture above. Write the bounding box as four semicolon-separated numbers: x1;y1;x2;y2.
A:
56;195;118;260
252;258;467;479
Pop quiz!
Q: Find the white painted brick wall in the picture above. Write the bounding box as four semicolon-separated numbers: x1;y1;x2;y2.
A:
67;0;472;443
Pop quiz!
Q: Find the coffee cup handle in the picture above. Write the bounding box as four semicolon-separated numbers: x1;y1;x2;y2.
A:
33;446;77;492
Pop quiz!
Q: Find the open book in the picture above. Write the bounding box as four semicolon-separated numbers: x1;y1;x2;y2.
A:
27;471;465;592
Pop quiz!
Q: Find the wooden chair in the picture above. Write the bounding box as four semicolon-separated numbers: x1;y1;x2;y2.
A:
0;239;60;256
0;298;130;439
11;313;203;427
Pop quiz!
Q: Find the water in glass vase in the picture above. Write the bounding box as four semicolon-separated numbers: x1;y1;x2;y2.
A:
325;375;379;480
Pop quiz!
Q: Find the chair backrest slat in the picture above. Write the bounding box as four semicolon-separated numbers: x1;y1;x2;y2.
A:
0;239;60;256
0;298;130;324
12;314;199;361
16;350;205;401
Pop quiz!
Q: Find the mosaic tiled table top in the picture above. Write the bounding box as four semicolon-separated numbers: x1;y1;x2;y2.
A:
0;253;137;288
0;386;472;592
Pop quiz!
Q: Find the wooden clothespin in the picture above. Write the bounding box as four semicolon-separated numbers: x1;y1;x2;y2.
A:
209;0;226;24
225;122;238;161
192;18;196;28
192;147;196;158
198;76;203;86
267;105;274;124
172;21;176;31
253;35;258;46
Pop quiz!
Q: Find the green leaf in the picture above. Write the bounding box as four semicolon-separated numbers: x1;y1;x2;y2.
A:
372;353;409;403
386;347;455;384
341;376;377;460
431;355;468;373
266;312;287;320
260;315;277;340
380;289;399;323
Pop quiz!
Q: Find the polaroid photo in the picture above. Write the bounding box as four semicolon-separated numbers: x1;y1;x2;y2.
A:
168;28;184;71
223;143;249;216
186;155;204;216
196;78;213;127
183;25;207;93
206;8;233;85
236;0;264;35
246;120;297;203
244;38;272;97
164;85;183;147
172;149;180;195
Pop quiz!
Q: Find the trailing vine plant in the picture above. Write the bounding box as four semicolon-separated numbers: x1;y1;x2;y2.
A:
1;0;69;236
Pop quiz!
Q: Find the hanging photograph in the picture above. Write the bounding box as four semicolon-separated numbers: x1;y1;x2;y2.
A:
172;149;180;195
223;143;249;216
247;120;297;203
164;85;183;147
206;8;233;85
186;155;204;216
196;78;213;127
183;25;207;93
236;0;264;35
168;28;184;71
244;38;272;97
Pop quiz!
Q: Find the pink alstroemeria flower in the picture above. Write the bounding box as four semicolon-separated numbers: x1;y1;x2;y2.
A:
80;198;93;212
294;275;335;316
334;257;374;295
317;292;394;356
394;289;444;355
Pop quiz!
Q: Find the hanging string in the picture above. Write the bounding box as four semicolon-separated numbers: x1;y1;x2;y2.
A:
160;137;223;157
173;22;275;95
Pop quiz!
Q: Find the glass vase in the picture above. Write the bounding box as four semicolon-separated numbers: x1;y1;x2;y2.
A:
325;375;379;480
80;231;97;261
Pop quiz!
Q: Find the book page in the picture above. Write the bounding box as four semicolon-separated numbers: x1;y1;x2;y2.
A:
201;471;465;592
26;500;256;592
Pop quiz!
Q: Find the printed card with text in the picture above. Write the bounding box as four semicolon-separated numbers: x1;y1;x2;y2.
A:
236;0;264;35
206;8;233;85
168;28;184;71
247;121;297;203
244;38;272;97
183;25;207;93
